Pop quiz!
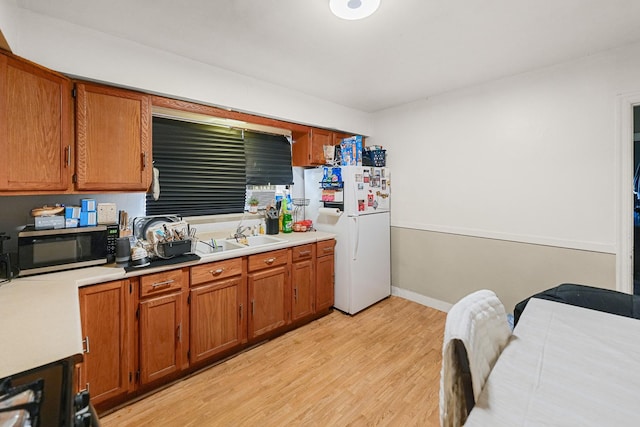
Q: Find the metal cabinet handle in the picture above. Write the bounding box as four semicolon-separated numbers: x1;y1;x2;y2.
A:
264;257;276;265
210;268;225;276
294;287;298;302
177;323;182;343
65;145;71;167
323;247;333;252
151;279;174;289
82;336;90;354
251;299;255;316
142;152;148;170
239;303;243;320
298;250;311;256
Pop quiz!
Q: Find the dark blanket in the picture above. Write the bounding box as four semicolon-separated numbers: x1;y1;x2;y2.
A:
513;283;640;327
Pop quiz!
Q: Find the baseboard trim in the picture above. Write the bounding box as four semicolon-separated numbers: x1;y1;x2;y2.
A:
392;286;452;313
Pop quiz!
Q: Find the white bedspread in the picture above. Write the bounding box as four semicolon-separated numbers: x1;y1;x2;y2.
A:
465;298;640;426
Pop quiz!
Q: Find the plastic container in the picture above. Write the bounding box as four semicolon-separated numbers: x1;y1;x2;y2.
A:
363;149;386;167
157;239;191;258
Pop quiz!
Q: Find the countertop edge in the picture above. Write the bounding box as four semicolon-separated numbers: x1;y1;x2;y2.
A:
0;231;335;378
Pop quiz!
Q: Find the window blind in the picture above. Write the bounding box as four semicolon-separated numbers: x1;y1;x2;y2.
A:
244;131;293;185
146;117;246;216
146;117;294;217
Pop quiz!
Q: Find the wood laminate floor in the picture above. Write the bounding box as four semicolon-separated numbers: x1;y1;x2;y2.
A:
100;296;446;427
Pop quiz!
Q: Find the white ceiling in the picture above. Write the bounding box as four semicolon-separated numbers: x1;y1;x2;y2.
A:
15;0;640;112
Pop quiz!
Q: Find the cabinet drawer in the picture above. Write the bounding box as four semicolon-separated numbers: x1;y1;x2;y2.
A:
140;268;186;298
292;244;315;262
191;258;243;286
316;239;335;257
248;249;288;272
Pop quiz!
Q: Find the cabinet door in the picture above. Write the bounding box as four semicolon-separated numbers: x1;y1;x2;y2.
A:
78;280;132;406
316;240;336;312
316;255;335;312
190;277;245;363
248;266;289;339
139;291;184;384
0;52;72;192
292;259;315;321
309;128;332;165
332;132;352;146
292;128;332;166
74;82;151;191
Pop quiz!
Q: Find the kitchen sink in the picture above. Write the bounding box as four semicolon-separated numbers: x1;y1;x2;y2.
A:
227;235;287;247
194;239;244;254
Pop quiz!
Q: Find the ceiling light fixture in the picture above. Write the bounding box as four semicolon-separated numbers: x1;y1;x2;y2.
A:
329;0;380;20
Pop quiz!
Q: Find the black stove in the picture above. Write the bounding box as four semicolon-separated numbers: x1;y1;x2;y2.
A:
1;355;99;427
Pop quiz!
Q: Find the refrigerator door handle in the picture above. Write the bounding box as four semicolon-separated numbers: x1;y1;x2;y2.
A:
352;175;358;215
352;216;359;260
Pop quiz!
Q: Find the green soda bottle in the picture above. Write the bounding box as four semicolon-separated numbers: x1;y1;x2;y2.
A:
282;198;293;233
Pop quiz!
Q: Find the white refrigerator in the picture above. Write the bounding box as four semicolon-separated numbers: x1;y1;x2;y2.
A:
304;166;391;315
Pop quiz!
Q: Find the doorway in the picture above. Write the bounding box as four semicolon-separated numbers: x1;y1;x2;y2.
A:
634;106;640;294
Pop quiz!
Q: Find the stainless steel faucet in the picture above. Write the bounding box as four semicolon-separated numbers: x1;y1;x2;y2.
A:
234;225;250;241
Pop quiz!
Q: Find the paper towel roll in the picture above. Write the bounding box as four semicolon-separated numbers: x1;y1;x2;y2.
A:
319;207;342;217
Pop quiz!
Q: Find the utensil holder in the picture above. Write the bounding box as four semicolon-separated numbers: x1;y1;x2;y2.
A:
157;239;191;258
266;217;279;235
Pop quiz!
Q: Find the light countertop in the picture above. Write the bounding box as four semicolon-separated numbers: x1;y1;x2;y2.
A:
0;231;334;379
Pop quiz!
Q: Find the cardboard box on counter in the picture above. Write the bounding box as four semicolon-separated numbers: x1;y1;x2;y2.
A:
79;211;97;227
81;199;96;212
65;206;81;219
97;203;117;224
35;216;65;230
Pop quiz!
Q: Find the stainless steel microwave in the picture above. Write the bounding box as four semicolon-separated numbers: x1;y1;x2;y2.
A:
18;225;108;276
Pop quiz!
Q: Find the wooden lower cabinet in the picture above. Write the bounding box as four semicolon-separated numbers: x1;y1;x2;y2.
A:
247;249;290;340
291;244;315;321
190;258;246;363
78;280;133;406
80;242;334;413
316;239;336;312
138;268;189;385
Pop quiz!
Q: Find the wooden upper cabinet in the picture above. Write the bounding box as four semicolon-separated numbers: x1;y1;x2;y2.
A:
332;132;352;146
74;82;151;191
292;128;360;167
292;128;332;166
0;52;72;193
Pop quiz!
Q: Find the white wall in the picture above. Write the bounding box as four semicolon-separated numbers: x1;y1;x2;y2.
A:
0;1;372;136
372;42;640;255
